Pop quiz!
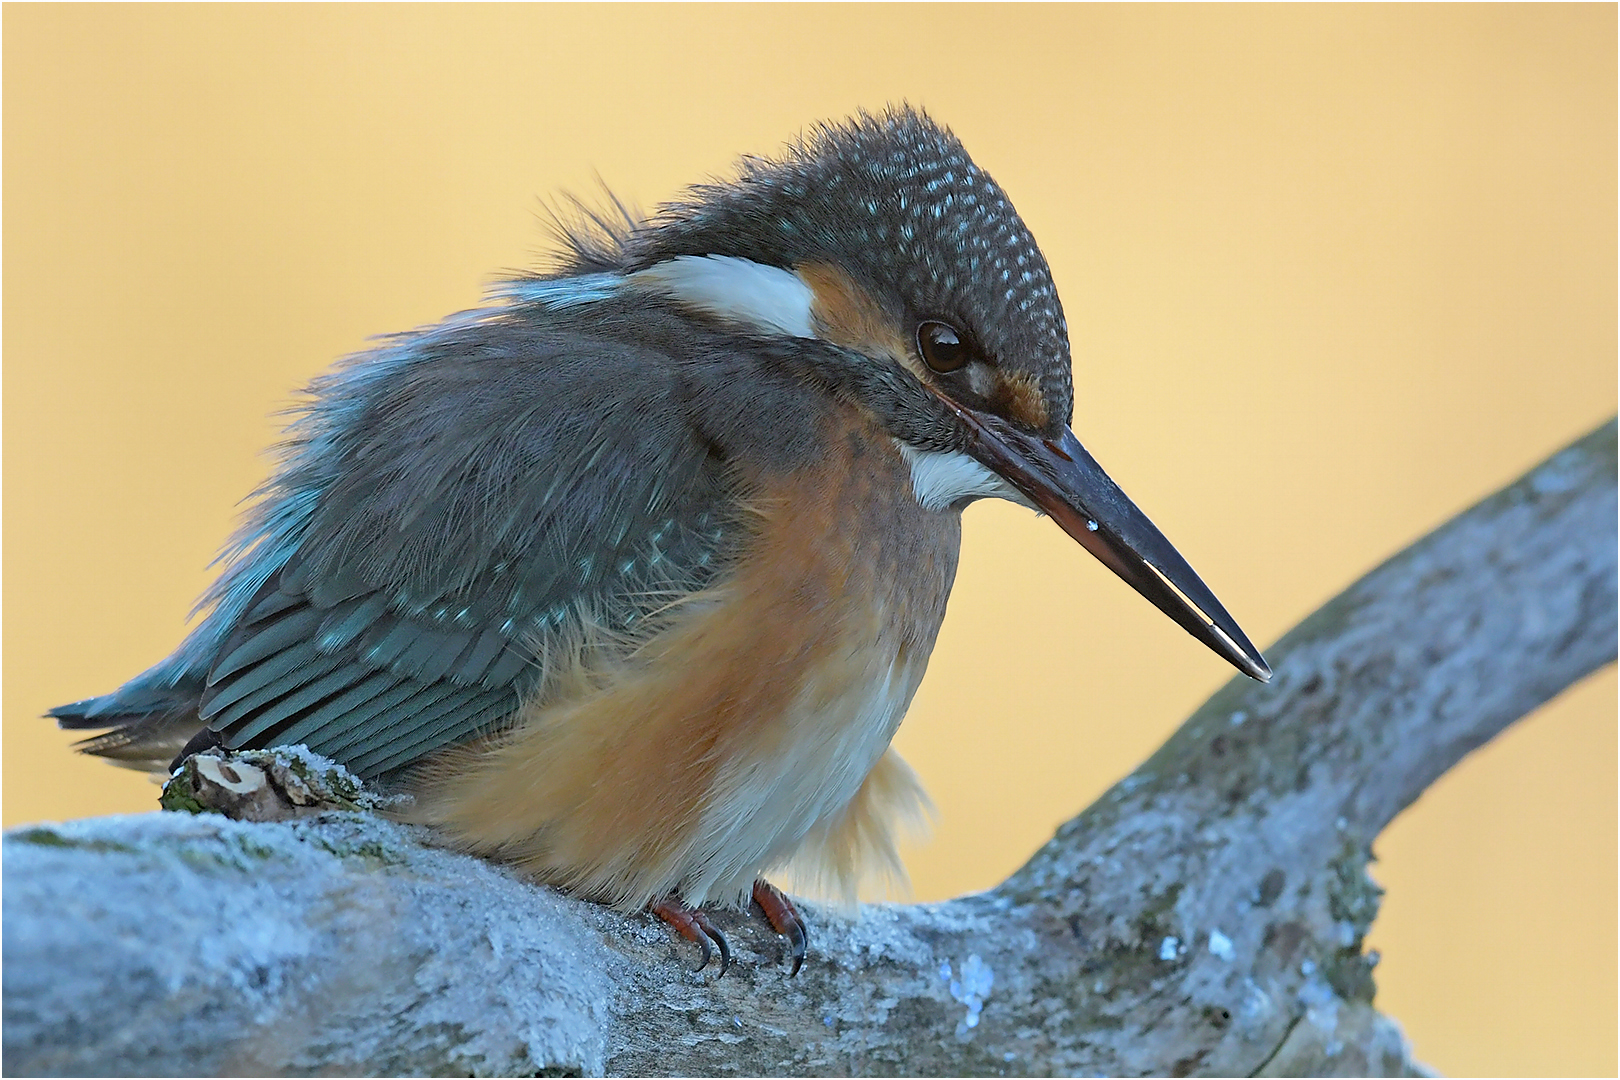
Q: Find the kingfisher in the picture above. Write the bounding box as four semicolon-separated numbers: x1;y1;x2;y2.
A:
51;108;1269;975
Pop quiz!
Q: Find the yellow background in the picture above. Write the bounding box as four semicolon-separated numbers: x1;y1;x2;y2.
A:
5;6;1614;1075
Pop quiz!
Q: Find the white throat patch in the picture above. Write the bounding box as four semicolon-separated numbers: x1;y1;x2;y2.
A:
630;255;815;338
895;443;1035;512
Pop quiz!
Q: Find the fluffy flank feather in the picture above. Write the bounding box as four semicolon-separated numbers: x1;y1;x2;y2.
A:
773;747;934;908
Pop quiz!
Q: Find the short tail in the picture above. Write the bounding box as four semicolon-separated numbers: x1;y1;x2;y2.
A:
49;685;208;774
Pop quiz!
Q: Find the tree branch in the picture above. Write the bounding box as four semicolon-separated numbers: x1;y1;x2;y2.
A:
5;421;1614;1078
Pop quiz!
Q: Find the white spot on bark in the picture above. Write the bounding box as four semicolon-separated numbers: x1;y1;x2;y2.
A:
948;954;994;1039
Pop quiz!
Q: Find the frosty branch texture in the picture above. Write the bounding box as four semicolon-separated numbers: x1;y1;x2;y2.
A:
5;421;1614;1077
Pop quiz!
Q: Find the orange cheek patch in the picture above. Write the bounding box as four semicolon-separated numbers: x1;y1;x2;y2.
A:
797;261;925;380
992;369;1049;430
800;261;1051;431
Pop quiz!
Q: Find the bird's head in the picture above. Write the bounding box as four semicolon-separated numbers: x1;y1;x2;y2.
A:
572;108;1269;681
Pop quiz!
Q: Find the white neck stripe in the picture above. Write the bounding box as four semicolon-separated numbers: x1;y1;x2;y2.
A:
628;255;816;338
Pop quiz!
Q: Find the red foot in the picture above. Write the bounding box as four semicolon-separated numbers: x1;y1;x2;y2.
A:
752;879;809;976
651;896;731;976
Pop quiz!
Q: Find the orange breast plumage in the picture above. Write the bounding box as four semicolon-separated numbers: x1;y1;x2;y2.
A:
405;408;960;910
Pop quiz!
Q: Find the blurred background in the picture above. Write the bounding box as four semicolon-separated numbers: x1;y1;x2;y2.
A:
5;6;1613;1074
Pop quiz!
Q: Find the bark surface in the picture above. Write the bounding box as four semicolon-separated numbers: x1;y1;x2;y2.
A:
6;421;1615;1078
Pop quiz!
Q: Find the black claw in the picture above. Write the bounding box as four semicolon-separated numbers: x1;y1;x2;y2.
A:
787;921;807;978
709;925;732;978
653;897;731;978
688;909;730;978
751;882;811;976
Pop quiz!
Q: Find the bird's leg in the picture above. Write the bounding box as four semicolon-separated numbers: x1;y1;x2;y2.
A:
751;879;809;977
651;895;731;976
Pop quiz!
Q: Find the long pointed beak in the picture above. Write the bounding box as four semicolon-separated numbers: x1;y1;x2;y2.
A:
950;404;1271;682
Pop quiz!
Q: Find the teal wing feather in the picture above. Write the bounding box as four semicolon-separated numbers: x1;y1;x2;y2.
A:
187;308;738;779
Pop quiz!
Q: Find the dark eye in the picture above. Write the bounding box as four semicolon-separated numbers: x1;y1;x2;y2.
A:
917;320;971;373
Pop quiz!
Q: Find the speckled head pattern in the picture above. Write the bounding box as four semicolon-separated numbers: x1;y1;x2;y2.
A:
627;108;1074;432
